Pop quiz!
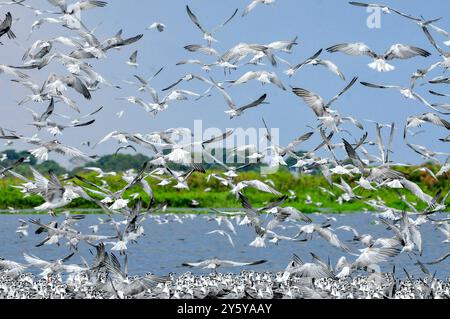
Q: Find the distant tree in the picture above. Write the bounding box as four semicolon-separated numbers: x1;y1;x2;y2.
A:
77;153;151;172
1;149;67;176
36;160;67;175
1;149;37;166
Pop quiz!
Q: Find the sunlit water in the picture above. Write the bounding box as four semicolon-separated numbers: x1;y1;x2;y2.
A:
0;212;448;279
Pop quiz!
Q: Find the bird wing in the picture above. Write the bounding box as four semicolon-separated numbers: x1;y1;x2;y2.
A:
212;8;239;33
326;43;376;58
128;50;138;63
423;113;450;129
234;71;259;84
219;259;266;267
422;26;446;56
202;129;234;146
374;123;386;164
30;166;49;191
104;253;126;281
316;227;351;253
409;225;423;255
186;5;208;35
285;132;314;153
296;263;335;279
47;0;67;12
400;178;434;205
412;92;450;115
242;0;263;16
343;138;365;173
0;12;12;29
55;143;89;159
64;75;91;100
292;88;326;117
426;253;450;265
360;81;400;90
384;44;431;60
39;98;55;122
0;259;25;270
356;247;401;267
326;76;358;108
75;0;107;12
245;180;282;196
23;253;51;268
182;260;209;268
317;59;346;80
267;72;286;90
236;94;268;112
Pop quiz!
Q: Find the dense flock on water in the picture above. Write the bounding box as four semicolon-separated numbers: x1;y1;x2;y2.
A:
0;0;449;299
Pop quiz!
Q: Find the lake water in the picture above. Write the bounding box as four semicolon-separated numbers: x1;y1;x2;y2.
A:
0;212;448;279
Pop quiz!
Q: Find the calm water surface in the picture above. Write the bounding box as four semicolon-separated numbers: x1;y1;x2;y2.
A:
0;212;448;279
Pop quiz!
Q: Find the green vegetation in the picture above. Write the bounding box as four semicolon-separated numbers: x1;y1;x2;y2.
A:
0;161;448;213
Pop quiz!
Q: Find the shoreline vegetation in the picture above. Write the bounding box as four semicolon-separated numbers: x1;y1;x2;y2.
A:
0;160;448;214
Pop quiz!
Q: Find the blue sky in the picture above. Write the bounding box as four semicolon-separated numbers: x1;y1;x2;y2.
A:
0;0;449;166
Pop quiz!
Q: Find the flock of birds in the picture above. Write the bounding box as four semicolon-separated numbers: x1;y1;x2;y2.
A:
0;0;449;299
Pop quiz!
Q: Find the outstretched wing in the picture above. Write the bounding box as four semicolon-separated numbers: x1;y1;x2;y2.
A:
186;5;207;34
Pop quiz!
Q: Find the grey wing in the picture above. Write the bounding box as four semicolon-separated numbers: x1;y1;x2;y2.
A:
162;78;184;92
47;0;67;12
285;132;314;153
292;88;326;117
326;43;376;58
128;50;138;63
342;138;365;172
212;8;239;33
182;260;209;268
426;253;450;265
326;77;358;108
269;74;286;90
318;59;346;80
295;263;335;279
219;259;266;267
384;44;431;60
356;247;401;266
400;178;434;205
186;5;207;34
65;76;91;100
422;26;446;56
360;81;400;90
237;94;267;112
202;129;234;145
39;98;55;122
0;12;14;38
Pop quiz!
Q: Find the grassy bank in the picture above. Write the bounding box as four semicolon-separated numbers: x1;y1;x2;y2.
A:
0;164;448;214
